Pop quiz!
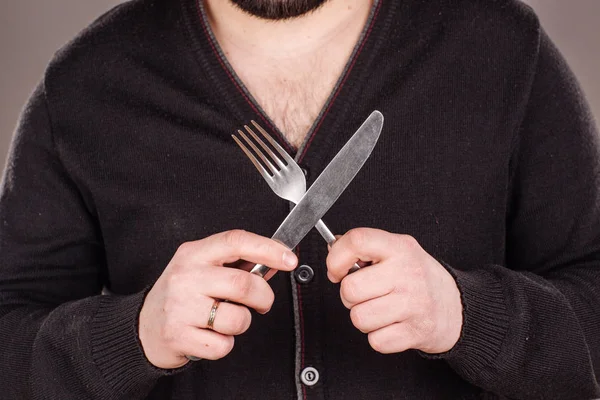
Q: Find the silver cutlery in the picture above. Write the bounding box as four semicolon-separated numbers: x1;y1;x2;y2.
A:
233;111;384;278
233;121;337;243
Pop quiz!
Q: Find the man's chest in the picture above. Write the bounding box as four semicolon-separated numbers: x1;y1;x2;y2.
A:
226;53;352;149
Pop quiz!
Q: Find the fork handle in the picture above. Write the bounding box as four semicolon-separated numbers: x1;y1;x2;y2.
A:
315;219;336;244
315;219;360;273
250;264;271;278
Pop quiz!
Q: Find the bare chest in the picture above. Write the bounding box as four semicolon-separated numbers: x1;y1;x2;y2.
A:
230;56;348;149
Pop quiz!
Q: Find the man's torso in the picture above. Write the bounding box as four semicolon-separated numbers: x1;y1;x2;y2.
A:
42;0;539;398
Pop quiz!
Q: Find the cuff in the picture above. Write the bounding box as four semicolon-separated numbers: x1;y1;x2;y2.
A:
90;289;186;397
422;264;510;379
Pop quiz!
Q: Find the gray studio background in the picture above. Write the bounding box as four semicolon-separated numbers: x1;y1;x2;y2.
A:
1;0;599;170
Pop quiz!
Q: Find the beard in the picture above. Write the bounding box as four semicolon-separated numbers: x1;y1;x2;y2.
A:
229;0;330;20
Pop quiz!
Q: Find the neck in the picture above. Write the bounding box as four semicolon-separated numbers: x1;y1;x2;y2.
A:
203;0;374;60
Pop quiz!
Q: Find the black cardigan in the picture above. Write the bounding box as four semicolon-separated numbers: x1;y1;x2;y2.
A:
1;0;599;398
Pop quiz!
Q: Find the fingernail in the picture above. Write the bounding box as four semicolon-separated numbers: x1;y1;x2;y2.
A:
283;252;298;268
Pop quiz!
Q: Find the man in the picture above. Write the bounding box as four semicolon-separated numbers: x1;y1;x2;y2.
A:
0;0;599;398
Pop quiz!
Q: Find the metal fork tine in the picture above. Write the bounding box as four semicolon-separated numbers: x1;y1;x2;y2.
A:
236;130;279;175
232;134;273;181
244;125;286;169
251;120;295;165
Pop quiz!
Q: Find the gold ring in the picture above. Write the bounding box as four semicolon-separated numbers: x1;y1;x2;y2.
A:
207;299;221;330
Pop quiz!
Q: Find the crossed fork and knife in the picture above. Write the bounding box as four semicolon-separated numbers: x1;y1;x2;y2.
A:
185;111;383;361
232;111;384;278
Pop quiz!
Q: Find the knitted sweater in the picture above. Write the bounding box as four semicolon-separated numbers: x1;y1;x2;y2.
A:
1;0;599;399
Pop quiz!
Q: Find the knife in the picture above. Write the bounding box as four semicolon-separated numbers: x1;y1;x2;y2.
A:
250;110;384;278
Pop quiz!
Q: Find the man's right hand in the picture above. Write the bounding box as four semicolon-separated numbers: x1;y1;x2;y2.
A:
138;230;298;369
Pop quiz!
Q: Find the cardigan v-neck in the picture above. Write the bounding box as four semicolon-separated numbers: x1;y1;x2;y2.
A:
186;0;395;162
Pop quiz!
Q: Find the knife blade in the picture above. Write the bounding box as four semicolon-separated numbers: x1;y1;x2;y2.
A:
250;110;384;278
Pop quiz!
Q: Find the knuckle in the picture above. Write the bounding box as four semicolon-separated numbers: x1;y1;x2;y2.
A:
368;333;386;354
176;242;195;259
230;272;253;298
350;307;367;333
418;317;436;336
264;289;275;311
340;278;359;303
408;318;435;346
252;285;275;314
233;308;253;334
397;234;419;251
347;228;368;249
222;229;247;248
214;336;235;358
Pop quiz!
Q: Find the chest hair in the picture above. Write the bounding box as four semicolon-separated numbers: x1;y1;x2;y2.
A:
232;54;347;149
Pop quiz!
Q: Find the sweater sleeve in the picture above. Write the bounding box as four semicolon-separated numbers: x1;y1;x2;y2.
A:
0;83;174;399
433;30;600;399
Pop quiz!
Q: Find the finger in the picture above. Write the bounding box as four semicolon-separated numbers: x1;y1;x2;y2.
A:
329;238;373;270
196;266;275;314
262;267;279;282
327;235;343;251
327;229;415;282
349;293;409;333
177;327;235;361
178;230;298;271
367;322;419;354
187;296;252;336
338;262;396;308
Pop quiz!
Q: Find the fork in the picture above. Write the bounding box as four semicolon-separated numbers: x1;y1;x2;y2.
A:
233;121;360;273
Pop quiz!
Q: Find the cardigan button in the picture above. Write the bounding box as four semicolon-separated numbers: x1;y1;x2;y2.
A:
294;265;314;284
300;367;319;386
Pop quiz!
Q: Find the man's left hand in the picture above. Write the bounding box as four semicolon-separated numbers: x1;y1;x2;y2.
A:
326;228;463;355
